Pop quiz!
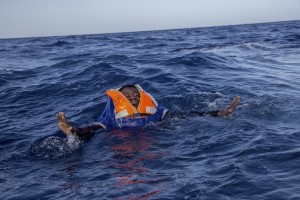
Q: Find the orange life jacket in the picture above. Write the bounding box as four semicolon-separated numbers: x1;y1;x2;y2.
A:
106;84;158;119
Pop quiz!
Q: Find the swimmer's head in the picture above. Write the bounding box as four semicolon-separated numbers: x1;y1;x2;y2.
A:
119;84;140;108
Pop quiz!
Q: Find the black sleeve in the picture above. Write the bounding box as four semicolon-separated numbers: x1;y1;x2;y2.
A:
165;110;220;118
188;110;219;117
72;124;104;141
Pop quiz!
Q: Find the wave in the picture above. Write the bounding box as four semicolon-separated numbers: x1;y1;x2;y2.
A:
284;34;300;42
1;20;300;200
163;51;231;68
44;40;72;47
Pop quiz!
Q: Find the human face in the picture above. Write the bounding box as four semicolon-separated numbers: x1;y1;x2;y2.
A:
120;87;140;108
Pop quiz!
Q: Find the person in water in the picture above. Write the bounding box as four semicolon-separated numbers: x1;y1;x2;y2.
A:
57;84;240;141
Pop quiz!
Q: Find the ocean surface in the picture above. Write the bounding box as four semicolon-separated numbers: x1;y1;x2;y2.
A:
1;20;300;199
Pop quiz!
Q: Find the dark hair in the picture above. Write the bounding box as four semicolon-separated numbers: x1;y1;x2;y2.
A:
119;84;137;91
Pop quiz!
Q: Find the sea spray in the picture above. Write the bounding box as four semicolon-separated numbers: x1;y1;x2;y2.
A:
28;135;82;159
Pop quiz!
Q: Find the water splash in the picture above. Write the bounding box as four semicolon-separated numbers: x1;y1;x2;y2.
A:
28;135;82;159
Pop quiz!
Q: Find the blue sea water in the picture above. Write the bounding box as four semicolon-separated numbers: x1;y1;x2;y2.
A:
1;20;300;199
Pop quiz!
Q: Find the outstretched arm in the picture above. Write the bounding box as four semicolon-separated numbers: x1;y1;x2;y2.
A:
216;96;240;117
57;112;103;141
166;96;240;118
191;96;240;117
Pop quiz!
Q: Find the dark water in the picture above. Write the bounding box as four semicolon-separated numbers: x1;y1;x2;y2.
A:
1;20;300;199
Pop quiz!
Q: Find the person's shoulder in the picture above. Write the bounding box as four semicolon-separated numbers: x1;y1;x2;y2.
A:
156;105;169;119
